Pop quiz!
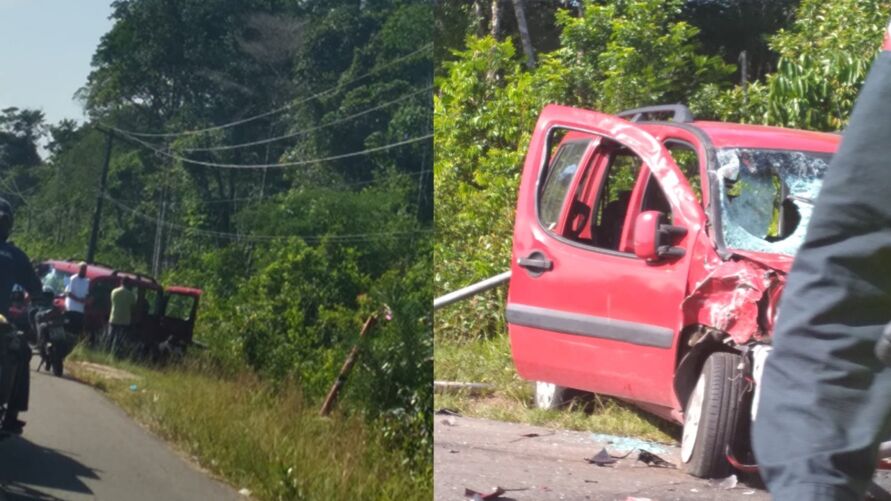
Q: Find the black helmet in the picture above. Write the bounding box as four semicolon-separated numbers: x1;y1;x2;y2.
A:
0;197;11;242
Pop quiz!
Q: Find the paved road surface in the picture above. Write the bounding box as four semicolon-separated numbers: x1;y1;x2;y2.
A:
435;415;891;500
0;360;241;500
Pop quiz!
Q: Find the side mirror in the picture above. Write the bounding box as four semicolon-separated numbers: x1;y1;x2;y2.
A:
632;210;687;262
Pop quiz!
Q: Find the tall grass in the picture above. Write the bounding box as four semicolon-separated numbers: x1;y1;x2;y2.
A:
434;334;679;443
69;348;430;500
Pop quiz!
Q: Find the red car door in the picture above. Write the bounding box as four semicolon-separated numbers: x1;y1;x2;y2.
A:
506;105;705;410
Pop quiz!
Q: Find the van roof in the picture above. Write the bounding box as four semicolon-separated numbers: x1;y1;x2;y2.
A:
44;260;162;290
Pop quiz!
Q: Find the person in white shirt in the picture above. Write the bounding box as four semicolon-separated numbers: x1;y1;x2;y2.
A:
63;262;90;336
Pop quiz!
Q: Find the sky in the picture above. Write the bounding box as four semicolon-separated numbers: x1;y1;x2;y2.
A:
0;0;114;126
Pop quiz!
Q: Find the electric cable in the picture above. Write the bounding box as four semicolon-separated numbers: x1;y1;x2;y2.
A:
109;43;432;139
182;85;432;152
103;168;433;206
115;131;432;169
103;193;431;243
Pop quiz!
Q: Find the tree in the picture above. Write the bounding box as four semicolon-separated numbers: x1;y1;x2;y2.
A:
491;0;504;39
511;0;536;68
552;0;732;112
691;0;891;130
46;119;83;158
15;0;434;471
683;0;800;81
765;0;891;130
0;107;44;169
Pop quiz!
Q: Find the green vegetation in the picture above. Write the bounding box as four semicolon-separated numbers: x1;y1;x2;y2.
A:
69;348;428;500
1;0;431;490
434;335;677;443
434;0;891;432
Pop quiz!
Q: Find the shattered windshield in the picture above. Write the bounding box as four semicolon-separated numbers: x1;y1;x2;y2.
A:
40;267;69;294
716;148;832;255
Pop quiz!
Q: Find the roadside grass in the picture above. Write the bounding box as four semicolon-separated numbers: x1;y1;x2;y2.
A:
68;347;430;501
434;334;680;444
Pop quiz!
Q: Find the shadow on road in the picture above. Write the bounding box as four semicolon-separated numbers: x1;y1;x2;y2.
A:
0;436;99;499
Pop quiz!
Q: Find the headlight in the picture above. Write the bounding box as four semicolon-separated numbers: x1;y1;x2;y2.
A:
751;344;773;421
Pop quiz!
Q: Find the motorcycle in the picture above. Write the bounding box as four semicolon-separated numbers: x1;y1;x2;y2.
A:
30;290;76;377
0;317;27;436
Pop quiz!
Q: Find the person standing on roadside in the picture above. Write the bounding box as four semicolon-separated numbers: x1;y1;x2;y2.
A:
108;277;136;356
64;262;90;337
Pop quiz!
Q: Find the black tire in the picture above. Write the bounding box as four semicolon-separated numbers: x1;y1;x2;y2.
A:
681;352;744;478
51;357;63;377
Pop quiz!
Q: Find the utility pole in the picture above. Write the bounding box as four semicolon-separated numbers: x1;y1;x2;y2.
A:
319;313;379;417
151;183;167;277
86;128;114;263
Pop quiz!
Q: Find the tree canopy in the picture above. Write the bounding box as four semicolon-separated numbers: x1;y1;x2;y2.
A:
5;0;433;479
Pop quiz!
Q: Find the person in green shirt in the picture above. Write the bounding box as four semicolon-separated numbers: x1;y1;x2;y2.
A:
108;278;136;356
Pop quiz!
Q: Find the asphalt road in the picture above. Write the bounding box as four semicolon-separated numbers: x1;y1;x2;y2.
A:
0;360;242;500
435;414;891;501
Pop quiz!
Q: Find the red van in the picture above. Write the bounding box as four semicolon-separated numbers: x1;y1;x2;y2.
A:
507;104;838;478
36;260;202;352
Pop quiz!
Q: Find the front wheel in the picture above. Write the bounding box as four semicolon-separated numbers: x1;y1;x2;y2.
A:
51;356;63;377
681;352;745;478
534;381;571;410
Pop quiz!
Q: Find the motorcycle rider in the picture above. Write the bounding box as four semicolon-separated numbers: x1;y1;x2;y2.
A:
0;197;42;434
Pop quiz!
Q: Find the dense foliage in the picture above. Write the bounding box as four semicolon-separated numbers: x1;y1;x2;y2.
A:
435;0;891;341
2;0;432;474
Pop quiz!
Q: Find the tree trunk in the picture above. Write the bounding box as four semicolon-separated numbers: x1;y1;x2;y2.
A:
490;0;503;40
512;0;536;69
472;0;486;37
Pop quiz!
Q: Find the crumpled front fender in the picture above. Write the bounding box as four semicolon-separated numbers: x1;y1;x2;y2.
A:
681;258;784;345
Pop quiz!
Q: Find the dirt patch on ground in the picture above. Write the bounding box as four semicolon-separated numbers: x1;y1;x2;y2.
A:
72;361;139;381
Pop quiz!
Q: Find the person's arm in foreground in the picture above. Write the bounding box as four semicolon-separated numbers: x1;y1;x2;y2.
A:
753;25;891;500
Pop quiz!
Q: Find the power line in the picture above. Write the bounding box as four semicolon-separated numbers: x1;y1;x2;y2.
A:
103;193;431;243
109;44;432;139
103;168;433;206
0;177;38;204
116;131;432;170
181;85;432;153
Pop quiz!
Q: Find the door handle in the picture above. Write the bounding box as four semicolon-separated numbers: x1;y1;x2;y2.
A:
518;252;553;275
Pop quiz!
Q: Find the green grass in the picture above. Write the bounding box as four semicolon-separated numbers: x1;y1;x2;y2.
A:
68;347;430;501
434;334;680;444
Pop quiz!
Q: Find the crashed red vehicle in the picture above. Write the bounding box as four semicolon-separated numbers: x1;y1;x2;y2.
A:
506;104;836;478
36;260;202;354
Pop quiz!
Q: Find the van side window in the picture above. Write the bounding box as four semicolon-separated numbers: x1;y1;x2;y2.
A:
143;289;160;316
639;169;673;224
538;139;591;230
540;132;662;254
665;141;702;204
588;145;641;251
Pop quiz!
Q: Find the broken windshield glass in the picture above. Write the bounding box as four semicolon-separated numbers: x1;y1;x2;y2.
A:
716;148;831;255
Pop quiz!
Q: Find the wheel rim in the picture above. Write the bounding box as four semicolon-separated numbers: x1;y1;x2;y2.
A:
681;372;706;463
535;381;556;409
